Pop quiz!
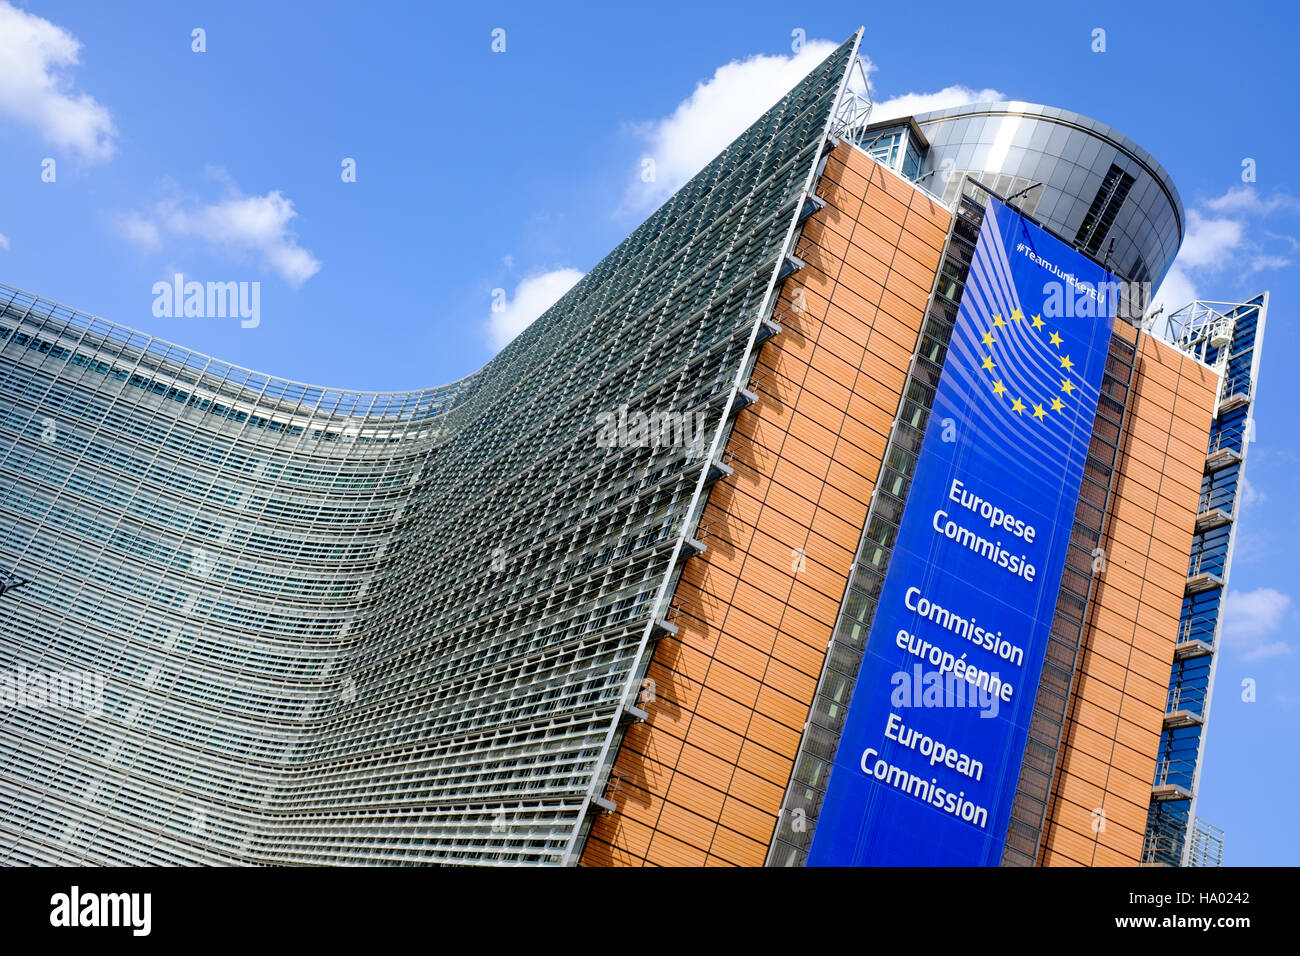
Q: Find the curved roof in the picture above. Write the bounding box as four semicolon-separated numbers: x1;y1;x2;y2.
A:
912;100;1185;243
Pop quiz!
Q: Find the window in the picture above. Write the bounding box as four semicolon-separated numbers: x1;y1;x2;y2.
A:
1074;163;1135;255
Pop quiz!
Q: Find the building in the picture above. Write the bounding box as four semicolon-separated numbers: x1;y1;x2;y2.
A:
0;31;1262;866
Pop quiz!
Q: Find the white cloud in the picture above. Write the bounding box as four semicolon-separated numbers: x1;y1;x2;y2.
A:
1248;254;1290;273
850;53;1003;120
120;181;321;287
1150;263;1199;319
116;213;161;251
487;269;584;350
0;232;9;251
1264;230;1300;252
1238;474;1264;509
1150;210;1248;317
868;83;1005;124
1204;186;1300;216
0;1;115;162
626;41;840;211
625;41;1002;213
1177;211;1244;269
1150;186;1298;320
1222;587;1292;660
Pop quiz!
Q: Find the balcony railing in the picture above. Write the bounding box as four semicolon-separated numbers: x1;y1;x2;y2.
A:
1164;685;1207;728
1189;818;1225;867
1187;551;1226;582
1153;756;1197;791
1219;370;1252;410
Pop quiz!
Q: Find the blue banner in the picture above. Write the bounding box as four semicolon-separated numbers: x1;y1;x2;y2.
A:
807;198;1118;866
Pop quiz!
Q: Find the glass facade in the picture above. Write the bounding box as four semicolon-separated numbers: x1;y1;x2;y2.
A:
913;103;1185;289
859;125;924;181
1144;295;1267;866
0;37;860;865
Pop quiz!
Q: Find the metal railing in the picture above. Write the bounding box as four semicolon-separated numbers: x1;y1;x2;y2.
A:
1166;684;1208;718
1188;818;1225;867
1153;756;1197;790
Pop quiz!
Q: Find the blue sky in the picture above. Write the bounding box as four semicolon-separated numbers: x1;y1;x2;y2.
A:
1;0;1296;864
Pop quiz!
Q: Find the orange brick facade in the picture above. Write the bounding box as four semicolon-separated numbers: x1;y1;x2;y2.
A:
580;145;949;866
1041;326;1218;865
581;144;1220;868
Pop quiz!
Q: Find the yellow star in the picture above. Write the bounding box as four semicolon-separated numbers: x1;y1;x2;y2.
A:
1010;307;1023;321
1059;354;1074;371
993;314;1006;329
1031;314;1045;330
981;331;996;346
1061;379;1076;396
1051;396;1065;412
1032;403;1046;420
1010;397;1025;415
1049;331;1063;348
992;380;1006;396
981;355;995;371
